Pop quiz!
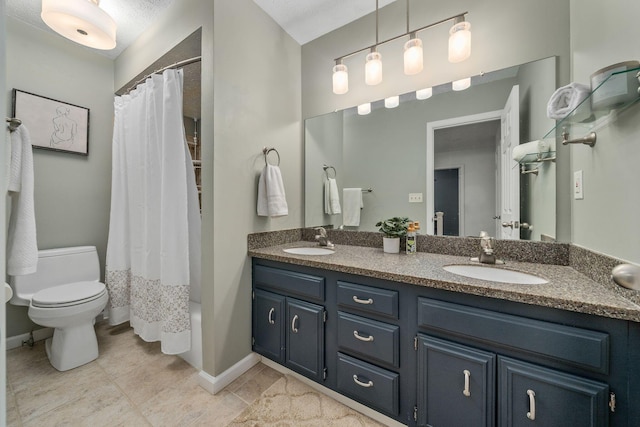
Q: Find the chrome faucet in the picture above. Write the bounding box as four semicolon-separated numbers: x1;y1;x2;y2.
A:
471;231;504;264
314;227;334;249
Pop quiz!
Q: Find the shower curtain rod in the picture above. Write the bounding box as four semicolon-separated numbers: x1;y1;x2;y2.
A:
123;55;202;95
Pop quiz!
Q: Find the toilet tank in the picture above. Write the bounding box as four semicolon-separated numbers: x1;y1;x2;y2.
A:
9;246;100;306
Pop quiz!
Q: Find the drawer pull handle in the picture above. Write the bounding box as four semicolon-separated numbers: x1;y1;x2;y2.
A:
352;296;374;305
268;308;275;325
291;315;299;333
526;389;536;420
352;375;373;388
463;370;471;397
353;331;374;342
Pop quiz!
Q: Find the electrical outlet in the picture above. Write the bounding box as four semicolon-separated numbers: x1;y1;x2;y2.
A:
574;170;584;200
409;193;423;203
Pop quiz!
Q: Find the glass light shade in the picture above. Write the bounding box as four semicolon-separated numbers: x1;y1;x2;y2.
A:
365;51;383;86
332;63;349;94
41;0;116;50
403;37;423;75
384;96;399;109
416;87;433;100
452;77;471;91
357;103;371;115
448;21;471;63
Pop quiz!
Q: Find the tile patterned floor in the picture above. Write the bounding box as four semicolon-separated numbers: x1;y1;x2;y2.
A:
6;321;384;426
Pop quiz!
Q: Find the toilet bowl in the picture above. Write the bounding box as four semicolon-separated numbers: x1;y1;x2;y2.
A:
9;246;109;371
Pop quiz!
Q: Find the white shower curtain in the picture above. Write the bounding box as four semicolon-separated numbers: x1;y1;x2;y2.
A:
106;69;201;355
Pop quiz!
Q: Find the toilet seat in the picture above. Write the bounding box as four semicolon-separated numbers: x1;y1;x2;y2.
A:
31;281;107;308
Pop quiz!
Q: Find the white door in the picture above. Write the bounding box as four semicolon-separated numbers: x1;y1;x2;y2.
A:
499;85;520;240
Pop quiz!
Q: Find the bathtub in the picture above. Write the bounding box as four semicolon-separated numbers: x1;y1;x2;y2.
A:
178;301;202;370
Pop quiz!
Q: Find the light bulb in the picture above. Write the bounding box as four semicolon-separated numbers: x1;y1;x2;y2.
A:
365;50;382;86
332;63;348;94
403;37;423;75
416;87;433;100
357;103;371;115
448;20;471;63
452;77;471;91
384;96;399;109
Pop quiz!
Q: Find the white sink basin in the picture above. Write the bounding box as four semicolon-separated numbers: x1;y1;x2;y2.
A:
283;247;335;256
443;265;548;285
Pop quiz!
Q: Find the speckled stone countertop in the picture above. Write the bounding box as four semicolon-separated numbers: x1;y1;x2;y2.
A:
249;241;640;323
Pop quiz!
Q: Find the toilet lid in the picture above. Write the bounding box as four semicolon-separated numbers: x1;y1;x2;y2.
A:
32;281;107;308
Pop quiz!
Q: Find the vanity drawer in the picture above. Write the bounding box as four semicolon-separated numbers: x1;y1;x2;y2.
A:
336;353;399;417
254;265;325;301
417;298;609;374
337;312;400;368
337;281;398;319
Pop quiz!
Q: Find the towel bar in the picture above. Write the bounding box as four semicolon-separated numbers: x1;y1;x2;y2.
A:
262;147;280;166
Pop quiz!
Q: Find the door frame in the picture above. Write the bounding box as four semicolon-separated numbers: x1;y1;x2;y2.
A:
434;165;465;236
426;110;502;235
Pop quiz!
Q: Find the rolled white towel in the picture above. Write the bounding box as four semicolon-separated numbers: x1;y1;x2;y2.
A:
512;140;551;162
546;82;591;120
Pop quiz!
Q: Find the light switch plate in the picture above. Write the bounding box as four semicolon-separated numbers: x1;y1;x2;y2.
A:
574;170;584;200
409;193;423;203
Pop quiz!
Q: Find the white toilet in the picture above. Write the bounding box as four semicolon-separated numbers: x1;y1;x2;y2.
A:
9;246;109;371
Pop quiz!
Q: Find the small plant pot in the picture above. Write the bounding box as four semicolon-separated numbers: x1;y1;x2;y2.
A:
383;237;400;254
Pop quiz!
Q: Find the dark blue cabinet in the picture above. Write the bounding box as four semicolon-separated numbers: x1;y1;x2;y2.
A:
417;335;496;427
253;289;285;363
499;357;609;427
286;298;325;380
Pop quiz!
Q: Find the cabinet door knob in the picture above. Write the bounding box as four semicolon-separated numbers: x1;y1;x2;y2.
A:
352;296;374;305
352;374;374;388
353;330;374;342
291;314;299;333
526;389;536;420
463;369;471;397
268;307;275;325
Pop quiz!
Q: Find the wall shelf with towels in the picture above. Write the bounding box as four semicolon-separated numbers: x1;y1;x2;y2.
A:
543;67;640;145
518;151;556;175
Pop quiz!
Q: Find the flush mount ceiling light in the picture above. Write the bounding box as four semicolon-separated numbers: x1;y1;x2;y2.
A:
332;0;471;95
41;0;117;50
357;103;372;115
452;77;471;91
384;96;399;108
416;87;433;100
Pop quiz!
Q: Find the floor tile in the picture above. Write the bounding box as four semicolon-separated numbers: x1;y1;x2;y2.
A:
230;365;283;405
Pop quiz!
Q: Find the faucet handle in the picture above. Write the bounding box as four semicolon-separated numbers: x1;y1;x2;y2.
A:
314;227;327;237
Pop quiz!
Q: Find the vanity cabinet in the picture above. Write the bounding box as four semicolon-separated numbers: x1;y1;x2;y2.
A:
252;265;326;381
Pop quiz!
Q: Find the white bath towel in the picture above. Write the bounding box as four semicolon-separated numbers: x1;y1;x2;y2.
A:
342;188;363;227
324;178;341;215
546;82;591;120
257;164;288;217
512;139;552;162
7;126;38;276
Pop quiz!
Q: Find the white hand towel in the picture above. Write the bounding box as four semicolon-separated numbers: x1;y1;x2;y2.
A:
324;178;341;215
257;164;288;217
343;188;363;227
546;82;591;120
7;126;38;276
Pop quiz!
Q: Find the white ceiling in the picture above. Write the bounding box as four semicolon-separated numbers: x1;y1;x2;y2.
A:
5;0;395;59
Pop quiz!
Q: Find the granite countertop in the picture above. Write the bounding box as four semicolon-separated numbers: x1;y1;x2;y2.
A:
249;242;640;323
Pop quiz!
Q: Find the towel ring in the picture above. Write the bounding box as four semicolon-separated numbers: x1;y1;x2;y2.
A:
6;117;21;132
262;147;280;166
323;164;337;179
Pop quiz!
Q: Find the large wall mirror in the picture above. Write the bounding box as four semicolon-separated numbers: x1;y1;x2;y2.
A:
305;56;558;242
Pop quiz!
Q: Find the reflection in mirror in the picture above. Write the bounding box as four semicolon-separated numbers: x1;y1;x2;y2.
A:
305;56;557;242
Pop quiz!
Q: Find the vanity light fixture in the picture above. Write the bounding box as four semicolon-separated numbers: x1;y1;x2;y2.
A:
384;96;400;108
416;87;433;100
332;0;470;94
357;103;372;115
452;77;471;91
41;0;117;50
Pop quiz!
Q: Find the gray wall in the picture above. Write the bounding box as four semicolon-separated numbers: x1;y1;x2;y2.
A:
6;17;113;337
569;0;640;264
1;0;7;421
115;0;302;376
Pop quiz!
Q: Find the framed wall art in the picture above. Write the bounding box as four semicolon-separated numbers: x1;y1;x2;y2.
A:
12;89;90;156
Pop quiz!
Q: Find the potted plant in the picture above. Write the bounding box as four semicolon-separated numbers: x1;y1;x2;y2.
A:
375;217;410;253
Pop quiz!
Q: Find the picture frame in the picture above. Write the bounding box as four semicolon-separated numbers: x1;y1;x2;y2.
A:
12;89;90;156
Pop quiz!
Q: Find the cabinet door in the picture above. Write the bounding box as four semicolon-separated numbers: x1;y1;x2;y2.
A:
253;289;285;363
417;335;496;427
286;298;325;381
499;357;609;427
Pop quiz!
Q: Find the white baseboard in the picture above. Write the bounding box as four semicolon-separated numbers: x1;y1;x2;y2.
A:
6;328;53;350
260;357;405;427
197;352;261;395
